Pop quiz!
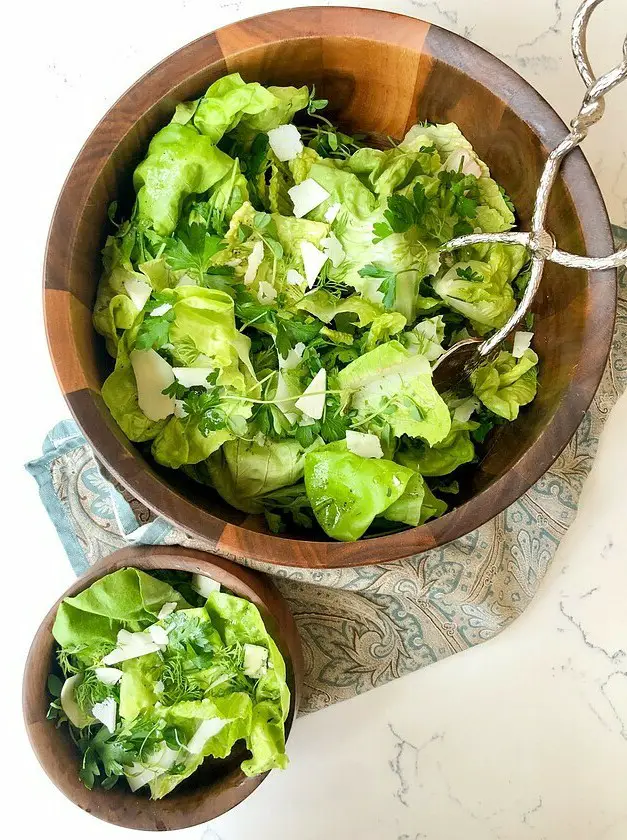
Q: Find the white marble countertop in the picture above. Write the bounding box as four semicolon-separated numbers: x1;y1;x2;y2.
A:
5;0;627;838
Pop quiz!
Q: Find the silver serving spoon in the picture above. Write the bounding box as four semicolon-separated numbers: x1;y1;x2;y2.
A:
433;0;627;393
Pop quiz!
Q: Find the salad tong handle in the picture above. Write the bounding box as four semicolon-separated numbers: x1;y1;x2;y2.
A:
441;0;627;359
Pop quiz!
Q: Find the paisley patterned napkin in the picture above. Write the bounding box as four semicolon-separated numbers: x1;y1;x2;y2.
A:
27;228;627;714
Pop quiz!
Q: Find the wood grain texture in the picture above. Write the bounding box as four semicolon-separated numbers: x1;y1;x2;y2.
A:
23;545;303;831
44;290;101;393
44;7;617;569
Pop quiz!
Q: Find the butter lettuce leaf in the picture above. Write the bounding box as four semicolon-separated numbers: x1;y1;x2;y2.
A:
134;123;235;235
337;341;451;445
152;423;232;470
432;243;527;333
207;438;316;513
471;348;538;420
52;568;189;660
383;472;426;527
192;74;308;142
242;84;309;132
397;427;476;476
304;441;413;540
192;74;278;142
402;315;445;361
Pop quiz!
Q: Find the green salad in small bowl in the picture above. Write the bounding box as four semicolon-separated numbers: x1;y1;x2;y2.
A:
44;564;291;800
95;73;538;543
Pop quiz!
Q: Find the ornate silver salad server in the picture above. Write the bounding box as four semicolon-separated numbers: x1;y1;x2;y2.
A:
433;0;627;390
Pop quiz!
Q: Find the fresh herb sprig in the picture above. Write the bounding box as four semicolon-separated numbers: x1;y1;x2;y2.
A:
373;167;481;243
293;394;355;447
163;222;225;282
235;288;323;359
456;266;483;283
135;293;176;351
75;670;119;713
306;85;329;115
162;371;247;437
358;263;397;309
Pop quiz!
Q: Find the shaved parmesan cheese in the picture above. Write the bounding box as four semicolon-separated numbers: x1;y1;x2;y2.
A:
157;601;178;620
346;430;384;459
123;277;152;311
243;644;269;678
154;680;164;695
186;718;229;754
298;414;316;426
150;303;173;318
225;258;242;267
176;274;197;287
94;667;123;685
102;629;161;665
324;202;341;223
453;397;479;423
286;268;306;287
275;371;299;424
92;697;117;734
173;399;187;418
130;349;175;421
192;573;220;598
151;745;180;772
295;368;326;420
257;280;277;303
148;624;169;647
172;367;213;388
60;675;93;728
101;644;159;666
288;178;330;219
512;331;534;358
125;764;157;792
444;148;482;178
267;124;303;161
279;342;306;371
300;241;328;287
321;233;345;268
244;241;264;285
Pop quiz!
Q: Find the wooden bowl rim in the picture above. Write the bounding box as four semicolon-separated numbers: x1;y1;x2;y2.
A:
22;545;303;831
43;7;617;569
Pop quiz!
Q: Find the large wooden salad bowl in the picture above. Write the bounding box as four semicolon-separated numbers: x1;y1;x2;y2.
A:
44;7;616;568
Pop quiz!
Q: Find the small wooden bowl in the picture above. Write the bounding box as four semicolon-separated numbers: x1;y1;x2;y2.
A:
44;8;617;568
22;545;303;831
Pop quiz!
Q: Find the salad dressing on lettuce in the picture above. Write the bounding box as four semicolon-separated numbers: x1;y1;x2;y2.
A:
93;73;538;542
47;568;290;798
